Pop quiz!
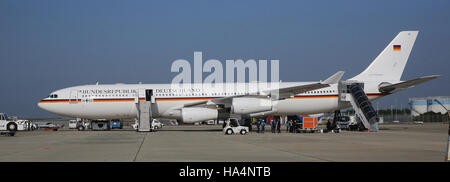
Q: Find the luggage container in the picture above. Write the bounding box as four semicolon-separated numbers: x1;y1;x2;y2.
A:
296;115;320;133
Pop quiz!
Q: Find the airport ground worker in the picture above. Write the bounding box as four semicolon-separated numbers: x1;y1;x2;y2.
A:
271;120;275;133
286;120;291;132
261;120;266;133
256;119;260;133
276;119;281;133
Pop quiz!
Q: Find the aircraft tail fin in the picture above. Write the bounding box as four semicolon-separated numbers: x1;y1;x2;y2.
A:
351;31;419;82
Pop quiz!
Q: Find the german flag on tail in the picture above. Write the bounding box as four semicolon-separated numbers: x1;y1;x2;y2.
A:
393;45;401;51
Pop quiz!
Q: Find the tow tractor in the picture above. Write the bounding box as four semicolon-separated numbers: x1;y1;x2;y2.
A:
0;113;17;136
223;118;249;135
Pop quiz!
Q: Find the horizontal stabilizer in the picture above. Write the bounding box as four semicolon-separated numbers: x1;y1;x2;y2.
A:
379;75;439;93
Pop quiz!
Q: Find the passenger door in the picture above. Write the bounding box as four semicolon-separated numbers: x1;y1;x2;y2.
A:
146;89;154;103
69;90;79;104
68;90;83;117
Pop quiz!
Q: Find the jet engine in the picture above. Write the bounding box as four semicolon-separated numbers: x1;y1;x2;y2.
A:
181;108;218;123
231;97;272;114
378;82;394;93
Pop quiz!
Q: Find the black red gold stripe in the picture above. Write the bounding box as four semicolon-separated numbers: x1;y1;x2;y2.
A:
39;93;387;103
39;99;79;103
93;98;135;102
393;45;401;51
155;97;219;101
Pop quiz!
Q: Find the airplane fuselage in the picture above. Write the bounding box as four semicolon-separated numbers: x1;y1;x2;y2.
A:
38;81;386;121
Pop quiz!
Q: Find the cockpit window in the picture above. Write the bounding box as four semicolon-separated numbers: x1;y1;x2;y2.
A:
47;94;58;98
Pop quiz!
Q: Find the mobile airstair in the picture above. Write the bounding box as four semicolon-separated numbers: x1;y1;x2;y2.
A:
339;81;379;132
136;89;154;132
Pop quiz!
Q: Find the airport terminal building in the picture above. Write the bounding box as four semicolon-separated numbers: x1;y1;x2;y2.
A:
409;96;450;116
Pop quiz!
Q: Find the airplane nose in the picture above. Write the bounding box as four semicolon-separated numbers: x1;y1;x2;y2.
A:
37;99;61;115
37;100;47;111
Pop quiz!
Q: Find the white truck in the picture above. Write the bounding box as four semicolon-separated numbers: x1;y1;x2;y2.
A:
15;119;33;131
0;113;17;136
69;120;80;129
223;118;249;135
132;119;160;131
152;120;163;130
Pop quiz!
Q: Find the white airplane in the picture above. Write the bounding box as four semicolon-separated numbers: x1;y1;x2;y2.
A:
38;31;438;124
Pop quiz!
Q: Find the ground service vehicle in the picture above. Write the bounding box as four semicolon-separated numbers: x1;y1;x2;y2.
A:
69;120;78;129
0;113;17;136
223;118;249;135
132;119;159;131
152;120;162;130
110;119;123;129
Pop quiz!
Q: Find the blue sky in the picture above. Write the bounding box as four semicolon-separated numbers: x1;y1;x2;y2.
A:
1;0;449;118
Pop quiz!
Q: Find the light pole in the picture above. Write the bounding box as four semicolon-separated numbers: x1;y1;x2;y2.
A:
434;99;449;162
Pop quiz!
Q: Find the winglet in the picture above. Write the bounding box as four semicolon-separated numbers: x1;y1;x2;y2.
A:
322;71;345;84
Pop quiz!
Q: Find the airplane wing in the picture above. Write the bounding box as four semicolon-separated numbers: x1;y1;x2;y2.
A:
265;71;344;100
379;75;439;93
177;71;344;109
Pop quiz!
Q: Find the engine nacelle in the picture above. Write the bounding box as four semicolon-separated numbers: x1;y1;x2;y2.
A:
378;82;394;93
232;97;272;114
181;108;218;123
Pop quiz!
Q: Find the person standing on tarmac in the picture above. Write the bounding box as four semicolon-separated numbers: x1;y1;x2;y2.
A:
271;119;275;133
261;119;266;133
256;119;261;133
276;119;281;133
286;119;291;132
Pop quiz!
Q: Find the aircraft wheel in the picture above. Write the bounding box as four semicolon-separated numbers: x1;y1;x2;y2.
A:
358;123;365;131
226;129;233;135
7;123;17;132
77;125;85;131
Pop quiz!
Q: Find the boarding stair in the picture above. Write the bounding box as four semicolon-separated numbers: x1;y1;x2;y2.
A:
136;89;155;132
137;101;152;132
339;81;379;132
